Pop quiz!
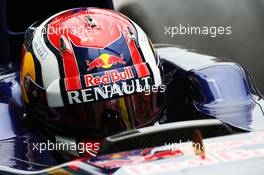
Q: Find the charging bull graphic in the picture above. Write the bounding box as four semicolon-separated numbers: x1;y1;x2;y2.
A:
87;53;126;71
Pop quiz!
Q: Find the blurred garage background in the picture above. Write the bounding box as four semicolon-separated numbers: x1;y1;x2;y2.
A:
114;0;264;93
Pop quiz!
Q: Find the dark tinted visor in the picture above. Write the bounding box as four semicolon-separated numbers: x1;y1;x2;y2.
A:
30;92;165;138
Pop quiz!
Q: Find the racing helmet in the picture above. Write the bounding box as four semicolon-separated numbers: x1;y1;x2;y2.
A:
21;8;165;139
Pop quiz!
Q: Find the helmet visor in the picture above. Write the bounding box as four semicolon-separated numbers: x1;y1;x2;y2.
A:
31;92;165;138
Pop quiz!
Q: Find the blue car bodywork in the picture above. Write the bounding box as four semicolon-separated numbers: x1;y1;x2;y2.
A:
0;44;264;174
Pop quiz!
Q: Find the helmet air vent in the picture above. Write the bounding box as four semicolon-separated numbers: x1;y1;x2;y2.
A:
127;26;136;40
87;15;97;27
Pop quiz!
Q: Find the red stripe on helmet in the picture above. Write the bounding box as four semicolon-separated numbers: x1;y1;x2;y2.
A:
135;63;150;78
62;51;81;91
129;40;143;64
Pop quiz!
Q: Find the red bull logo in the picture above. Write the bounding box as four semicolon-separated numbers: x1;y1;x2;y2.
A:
87;53;126;71
85;67;134;87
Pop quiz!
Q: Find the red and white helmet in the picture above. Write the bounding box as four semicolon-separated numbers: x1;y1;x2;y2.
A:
21;8;165;139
